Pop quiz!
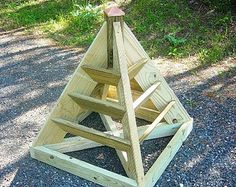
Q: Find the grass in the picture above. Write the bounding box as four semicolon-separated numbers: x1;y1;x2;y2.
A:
0;0;235;64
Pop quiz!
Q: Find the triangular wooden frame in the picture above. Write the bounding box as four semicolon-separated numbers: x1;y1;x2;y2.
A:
30;8;193;187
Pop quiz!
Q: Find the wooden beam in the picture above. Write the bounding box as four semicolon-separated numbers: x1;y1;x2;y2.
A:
31;23;108;147
133;81;161;110
30;146;137;187
114;22;145;185
104;7;125;68
144;119;193;187
135;106;160;122
82;65;121;86
45;138;101;153
123;23;192;124
128;59;148;79
68;93;125;118
52;118;131;152
100;114;130;177
45;122;181;153
105;97;160;122
139;101;175;142
107;87;158;110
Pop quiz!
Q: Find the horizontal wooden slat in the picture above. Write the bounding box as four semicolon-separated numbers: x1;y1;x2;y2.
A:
45;122;181;153
133;81;161;110
128;58;148;79
82;65;120;86
139;101;175;142
135;106;160;122
30;146;137;187
52;118;131;151
69;93;125;118
106;97;161;121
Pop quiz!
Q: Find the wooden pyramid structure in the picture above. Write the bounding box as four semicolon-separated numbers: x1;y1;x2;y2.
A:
30;7;193;187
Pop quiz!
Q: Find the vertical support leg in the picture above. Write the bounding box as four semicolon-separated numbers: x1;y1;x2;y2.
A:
113;22;145;186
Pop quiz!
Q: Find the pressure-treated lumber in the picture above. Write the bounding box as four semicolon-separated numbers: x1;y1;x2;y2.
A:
139;101;175;142
31;7;193;187
69;93;125;118
113;22;145;185
82;65;120;86
100;114;130;177
135;106;160;122
104;7;125;68
123;23;192;124
128;58;148;79
30;146;137;187
31;22;108;147
106;97;160;122
45;137;101;153
52;118;131;152
144;119;193;187
107;86;158;110
133;81;161;110
45;122;182;153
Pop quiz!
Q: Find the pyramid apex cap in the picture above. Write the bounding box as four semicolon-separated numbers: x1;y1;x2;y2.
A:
104;7;125;17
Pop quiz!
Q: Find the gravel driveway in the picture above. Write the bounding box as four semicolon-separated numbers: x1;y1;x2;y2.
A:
0;29;235;187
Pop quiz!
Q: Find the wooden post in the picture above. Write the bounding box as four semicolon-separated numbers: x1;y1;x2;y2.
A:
104;7;125;68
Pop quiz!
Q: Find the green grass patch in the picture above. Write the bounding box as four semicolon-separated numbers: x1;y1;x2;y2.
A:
0;0;235;64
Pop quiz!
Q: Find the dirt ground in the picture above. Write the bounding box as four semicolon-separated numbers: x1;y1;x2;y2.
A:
0;28;235;187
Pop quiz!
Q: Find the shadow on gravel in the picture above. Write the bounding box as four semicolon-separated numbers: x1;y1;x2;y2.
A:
0;37;84;126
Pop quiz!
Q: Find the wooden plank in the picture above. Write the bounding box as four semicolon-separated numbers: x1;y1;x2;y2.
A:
82;65;120;86
104;7;125;68
69;93;125;118
32;23;108;146
144;119;193;187
52;118;131;152
107;86;157;110
30;146;137;187
113;22;145;185
133;81;161;110
100;114;130;177
130;79;143;92
105;97;160;122
45;138;101;153
45;122;181;153
123;23;192;124
128;58;148;79
135;106;160;122
139;101;175;142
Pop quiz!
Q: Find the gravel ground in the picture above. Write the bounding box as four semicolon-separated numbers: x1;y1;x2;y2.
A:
0;29;235;187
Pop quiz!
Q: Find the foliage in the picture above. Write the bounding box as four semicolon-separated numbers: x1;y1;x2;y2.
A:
0;0;235;64
123;0;235;63
200;0;231;13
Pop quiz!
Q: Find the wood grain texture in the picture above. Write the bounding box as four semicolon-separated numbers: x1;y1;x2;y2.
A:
32;23;108;146
113;22;145;185
69;92;126;118
45;122;182;153
133;81;161;110
139;101;175;142
82;65;120;86
123;23;192;124
30;146;137;187
52;118;131;151
144;119;193;187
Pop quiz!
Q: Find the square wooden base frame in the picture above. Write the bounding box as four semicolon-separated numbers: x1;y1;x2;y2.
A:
30;119;192;187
